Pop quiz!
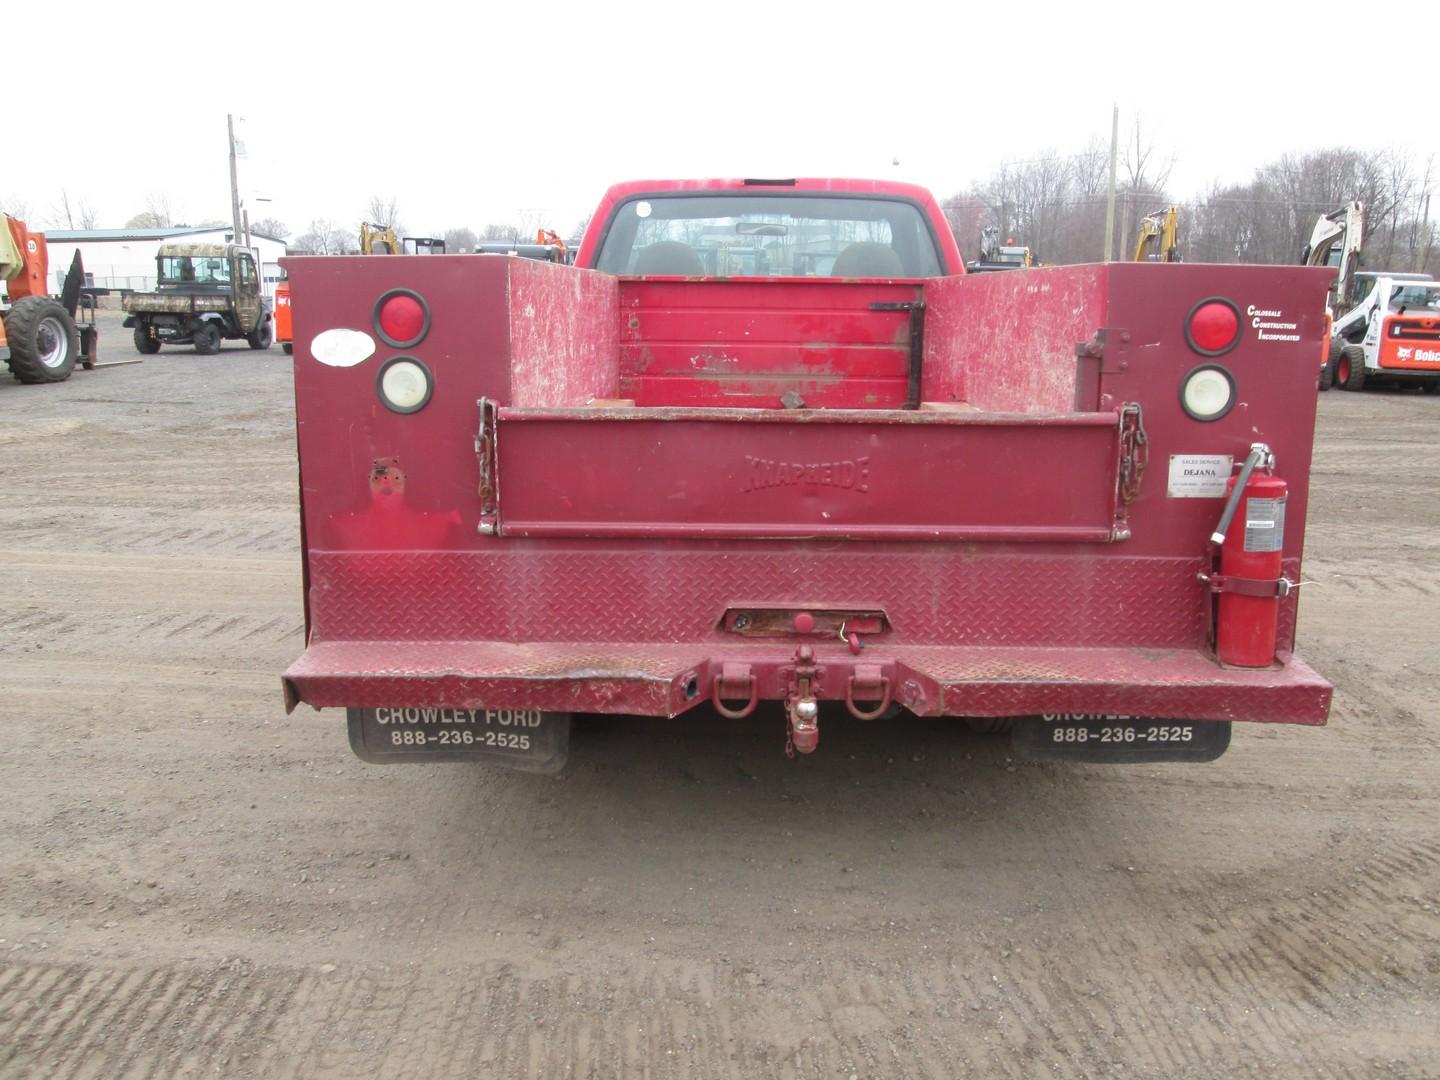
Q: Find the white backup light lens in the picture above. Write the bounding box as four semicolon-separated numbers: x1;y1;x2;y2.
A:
378;359;431;413
1181;366;1234;421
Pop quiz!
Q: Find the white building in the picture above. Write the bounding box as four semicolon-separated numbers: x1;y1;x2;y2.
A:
44;226;288;300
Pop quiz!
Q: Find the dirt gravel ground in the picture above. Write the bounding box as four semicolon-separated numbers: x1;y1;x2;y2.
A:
1;311;1438;1078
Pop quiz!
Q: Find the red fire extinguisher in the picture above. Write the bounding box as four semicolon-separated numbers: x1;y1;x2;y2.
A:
1210;446;1289;668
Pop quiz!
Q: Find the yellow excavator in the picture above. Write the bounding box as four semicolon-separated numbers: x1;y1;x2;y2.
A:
1133;206;1180;262
360;223;447;256
359;222;399;255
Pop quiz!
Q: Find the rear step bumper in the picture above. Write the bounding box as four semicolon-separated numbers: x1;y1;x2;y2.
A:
284;641;1331;726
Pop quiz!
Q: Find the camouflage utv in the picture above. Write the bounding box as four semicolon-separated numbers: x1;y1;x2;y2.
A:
122;243;273;355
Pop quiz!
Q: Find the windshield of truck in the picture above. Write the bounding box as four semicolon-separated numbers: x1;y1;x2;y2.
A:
595;194;944;277
159;256;230;285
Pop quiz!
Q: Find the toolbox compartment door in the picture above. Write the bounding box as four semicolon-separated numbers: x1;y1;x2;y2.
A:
488;406;1127;542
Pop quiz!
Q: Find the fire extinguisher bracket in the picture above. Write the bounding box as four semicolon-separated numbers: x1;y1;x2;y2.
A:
1199;571;1300;598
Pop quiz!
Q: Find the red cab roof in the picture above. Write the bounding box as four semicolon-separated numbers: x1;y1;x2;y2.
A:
575;177;963;274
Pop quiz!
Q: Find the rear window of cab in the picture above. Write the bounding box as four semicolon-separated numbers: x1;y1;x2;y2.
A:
594;194;945;278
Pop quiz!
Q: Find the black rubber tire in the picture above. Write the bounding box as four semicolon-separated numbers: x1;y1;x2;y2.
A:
4;296;79;383
192;322;221;356
1341;344;1366;391
281;342;294;355
964;717;1014;735
1318;340;1339;391
133;324;161;354
247;316;273;351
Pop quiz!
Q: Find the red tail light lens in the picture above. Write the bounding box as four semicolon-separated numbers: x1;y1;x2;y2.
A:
373;289;429;348
1186;298;1240;356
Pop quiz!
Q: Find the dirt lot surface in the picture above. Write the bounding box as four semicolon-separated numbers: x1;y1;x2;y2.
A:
2;311;1438;1078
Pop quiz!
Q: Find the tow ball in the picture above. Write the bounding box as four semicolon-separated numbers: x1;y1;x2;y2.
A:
788;695;820;756
785;644;822;756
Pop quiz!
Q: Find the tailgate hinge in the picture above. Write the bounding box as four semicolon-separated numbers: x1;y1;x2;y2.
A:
475;397;499;535
870;300;926;409
1074;327;1129;409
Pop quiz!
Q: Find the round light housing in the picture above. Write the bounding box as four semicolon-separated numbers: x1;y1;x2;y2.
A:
1180;364;1236;421
1185;298;1240;356
376;357;433;414
373;289;429;348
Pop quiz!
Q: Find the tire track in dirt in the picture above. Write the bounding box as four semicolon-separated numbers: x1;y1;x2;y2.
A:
2;325;1438;1077
0;519;297;558
6;828;1437;1080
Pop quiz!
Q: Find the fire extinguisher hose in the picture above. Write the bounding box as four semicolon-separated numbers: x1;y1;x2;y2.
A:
1209;443;1272;546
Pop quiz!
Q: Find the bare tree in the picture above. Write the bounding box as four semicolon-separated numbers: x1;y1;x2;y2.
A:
443;226;477;253
936;135;1439;272
479;223;522;242
567;214;592;249
125;193;178;229
1183;147;1431;268
51;189;78;229
1122;117;1174;196
292;219;353;255
251;217;292;241
942;139;1135;266
366;195;402;234
0;195;33;221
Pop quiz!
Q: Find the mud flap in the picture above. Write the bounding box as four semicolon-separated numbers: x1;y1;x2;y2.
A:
346;707;570;772
1011;715;1231;763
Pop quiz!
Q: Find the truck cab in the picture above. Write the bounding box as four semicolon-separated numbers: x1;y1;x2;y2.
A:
123;243;273;355
281;177;1335;771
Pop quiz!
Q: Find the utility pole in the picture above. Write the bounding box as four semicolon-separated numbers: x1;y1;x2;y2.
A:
1415;192;1431;273
1103;105;1119;262
1100;104;1123;264
1119;190;1131;265
227;114;242;246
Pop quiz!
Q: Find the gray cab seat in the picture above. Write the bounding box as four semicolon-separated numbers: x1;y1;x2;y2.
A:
831;242;904;278
633;242;705;276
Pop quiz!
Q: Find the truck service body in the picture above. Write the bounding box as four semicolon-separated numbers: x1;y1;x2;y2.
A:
281;178;1334;768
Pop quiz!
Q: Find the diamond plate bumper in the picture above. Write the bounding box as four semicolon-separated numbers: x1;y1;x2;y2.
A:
283;640;1331;726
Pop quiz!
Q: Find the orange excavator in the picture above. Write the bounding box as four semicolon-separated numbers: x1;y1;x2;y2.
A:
536;229;569;262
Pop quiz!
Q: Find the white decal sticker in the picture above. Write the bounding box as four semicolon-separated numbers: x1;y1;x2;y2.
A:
1247;304;1300;342
1244;495;1286;552
310;328;375;368
1167;454;1233;498
635;200;652;218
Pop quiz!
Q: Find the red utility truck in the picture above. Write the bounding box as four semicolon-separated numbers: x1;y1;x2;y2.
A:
281;178;1334;770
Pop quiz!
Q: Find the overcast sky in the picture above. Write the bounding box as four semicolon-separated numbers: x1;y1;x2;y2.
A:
8;0;1435;239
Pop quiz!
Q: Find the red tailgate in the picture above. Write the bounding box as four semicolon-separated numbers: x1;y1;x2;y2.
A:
489;405;1129;542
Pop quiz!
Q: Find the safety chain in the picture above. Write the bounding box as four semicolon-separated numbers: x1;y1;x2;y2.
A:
1118;402;1149;504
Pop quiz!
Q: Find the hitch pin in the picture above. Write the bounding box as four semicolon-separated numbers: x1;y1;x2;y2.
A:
838;621;863;655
